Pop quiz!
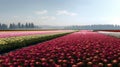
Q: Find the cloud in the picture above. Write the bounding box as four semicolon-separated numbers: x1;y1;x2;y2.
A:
13;16;19;18
35;10;48;15
57;10;78;16
81;17;120;25
41;16;56;20
106;17;120;25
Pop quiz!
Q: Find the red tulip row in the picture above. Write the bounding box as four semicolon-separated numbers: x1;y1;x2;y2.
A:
99;30;120;32
0;31;120;67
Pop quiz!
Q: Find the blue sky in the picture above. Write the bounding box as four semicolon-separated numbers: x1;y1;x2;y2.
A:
0;0;120;26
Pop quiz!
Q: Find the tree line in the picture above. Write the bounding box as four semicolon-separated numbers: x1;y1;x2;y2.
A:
0;22;35;30
64;24;120;30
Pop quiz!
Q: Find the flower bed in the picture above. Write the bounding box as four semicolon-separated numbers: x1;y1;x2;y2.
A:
0;32;72;54
97;30;120;32
98;31;120;38
0;30;72;38
0;31;120;67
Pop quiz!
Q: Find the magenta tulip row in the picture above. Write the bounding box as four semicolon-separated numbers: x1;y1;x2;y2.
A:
0;31;120;67
0;30;72;38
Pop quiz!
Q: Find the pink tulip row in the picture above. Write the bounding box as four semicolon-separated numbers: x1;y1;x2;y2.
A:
0;30;72;38
0;31;120;67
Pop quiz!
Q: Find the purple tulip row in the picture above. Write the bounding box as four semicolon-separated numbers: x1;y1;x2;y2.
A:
0;31;120;67
0;30;72;38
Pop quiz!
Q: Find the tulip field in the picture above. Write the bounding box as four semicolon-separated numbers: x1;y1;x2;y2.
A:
0;30;73;54
0;30;120;67
0;30;72;38
98;30;120;38
99;30;120;32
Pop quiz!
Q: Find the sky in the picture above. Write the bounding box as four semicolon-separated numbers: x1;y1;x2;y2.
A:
0;0;120;26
